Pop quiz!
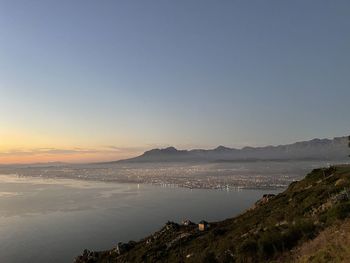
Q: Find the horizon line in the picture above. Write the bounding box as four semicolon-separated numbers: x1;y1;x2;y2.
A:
0;134;346;166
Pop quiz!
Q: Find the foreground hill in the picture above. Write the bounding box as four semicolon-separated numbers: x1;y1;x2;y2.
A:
75;165;350;262
116;136;348;163
291;218;350;262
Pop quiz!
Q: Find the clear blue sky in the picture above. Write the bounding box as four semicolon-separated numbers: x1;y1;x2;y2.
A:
0;1;349;163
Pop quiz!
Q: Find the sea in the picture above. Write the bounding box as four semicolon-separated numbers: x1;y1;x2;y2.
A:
0;174;278;263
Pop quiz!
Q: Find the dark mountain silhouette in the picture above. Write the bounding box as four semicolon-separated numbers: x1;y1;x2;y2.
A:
117;136;348;163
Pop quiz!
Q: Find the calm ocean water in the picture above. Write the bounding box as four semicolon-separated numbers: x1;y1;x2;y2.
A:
0;175;279;263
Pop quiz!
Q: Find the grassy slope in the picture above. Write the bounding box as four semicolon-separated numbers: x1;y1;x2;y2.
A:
75;165;350;263
291;218;350;263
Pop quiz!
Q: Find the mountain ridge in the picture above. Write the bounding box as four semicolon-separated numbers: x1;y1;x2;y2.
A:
114;136;348;163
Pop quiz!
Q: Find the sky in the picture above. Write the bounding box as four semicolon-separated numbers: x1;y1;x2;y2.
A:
0;0;349;164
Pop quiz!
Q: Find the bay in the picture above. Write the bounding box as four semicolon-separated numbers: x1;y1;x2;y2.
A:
0;175;279;263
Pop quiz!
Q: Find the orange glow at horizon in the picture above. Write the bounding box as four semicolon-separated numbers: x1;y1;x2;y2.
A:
0;130;145;164
0;149;143;164
0;153;129;164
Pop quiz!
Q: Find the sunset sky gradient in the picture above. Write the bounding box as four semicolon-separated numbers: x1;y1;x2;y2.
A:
1;1;349;163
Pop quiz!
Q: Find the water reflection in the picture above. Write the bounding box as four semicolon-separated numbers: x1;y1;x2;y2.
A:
0;175;280;263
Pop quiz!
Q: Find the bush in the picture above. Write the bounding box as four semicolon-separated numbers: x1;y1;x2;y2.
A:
282;227;302;249
213;227;227;236
255;220;316;259
295;219;316;238
201;251;218;263
257;230;283;257
325;201;350;224
238;238;258;254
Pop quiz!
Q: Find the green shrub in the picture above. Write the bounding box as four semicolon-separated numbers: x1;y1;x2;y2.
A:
325;201;350;224
282;227;302;249
238;238;258;254
201;251;218;263
295;219;316;238
257;230;283;257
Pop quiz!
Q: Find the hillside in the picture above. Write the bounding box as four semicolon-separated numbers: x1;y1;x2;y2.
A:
290;218;350;262
116;136;348;163
75;165;350;263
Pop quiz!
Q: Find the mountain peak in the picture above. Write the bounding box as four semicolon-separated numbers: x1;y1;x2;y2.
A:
163;146;178;152
214;145;232;151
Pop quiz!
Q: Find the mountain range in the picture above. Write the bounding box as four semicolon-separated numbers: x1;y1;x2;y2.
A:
118;136;349;163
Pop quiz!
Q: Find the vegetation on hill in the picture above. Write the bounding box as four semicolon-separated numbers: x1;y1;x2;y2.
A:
75;165;350;263
290;218;350;262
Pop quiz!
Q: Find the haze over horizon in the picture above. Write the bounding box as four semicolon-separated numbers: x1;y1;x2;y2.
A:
1;1;349;164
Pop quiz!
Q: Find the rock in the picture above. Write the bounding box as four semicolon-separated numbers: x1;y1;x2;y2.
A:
115;241;136;255
182;219;195;226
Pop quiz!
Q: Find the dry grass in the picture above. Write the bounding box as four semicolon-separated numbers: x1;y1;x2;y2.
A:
292;219;350;263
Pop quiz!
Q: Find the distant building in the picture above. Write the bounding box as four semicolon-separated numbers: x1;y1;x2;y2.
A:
198;220;209;231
